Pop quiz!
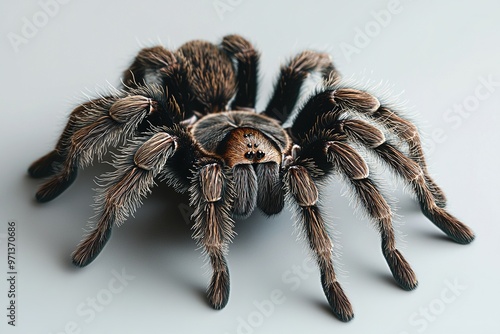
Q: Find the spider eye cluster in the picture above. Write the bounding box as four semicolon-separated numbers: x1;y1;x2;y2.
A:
215;127;281;167
244;150;265;160
243;132;266;161
190;111;289;168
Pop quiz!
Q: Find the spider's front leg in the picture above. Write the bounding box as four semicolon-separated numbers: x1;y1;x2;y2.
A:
190;160;235;309
29;46;187;203
72;130;177;266
28;86;172;203
284;163;354;322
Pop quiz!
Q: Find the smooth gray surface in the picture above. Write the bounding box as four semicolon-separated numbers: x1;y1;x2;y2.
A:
1;1;499;333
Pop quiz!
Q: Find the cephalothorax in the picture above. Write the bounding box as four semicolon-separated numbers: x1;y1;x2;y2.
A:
28;35;474;321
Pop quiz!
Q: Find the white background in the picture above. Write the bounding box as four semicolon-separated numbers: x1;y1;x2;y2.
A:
1;0;499;333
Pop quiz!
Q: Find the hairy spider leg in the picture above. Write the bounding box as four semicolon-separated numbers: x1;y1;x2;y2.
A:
334;118;474;244
72;130;178;267
28;100;110;179
291;88;447;208
221;34;260;110
190;161;235;310
263;50;339;123
30;86;174;202
291;89;474;246
369;106;447;207
284;164;354;322
29;46;181;179
29;44;191;201
291;130;419;296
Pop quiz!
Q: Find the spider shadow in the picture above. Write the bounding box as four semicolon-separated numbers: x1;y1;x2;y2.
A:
307;297;354;323
311;299;337;318
375;271;404;290
419;230;457;244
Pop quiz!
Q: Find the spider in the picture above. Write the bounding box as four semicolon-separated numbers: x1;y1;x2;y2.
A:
28;34;474;322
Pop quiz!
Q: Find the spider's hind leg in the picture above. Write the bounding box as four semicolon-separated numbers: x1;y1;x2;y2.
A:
263;50;340;123
337;118;475;244
123;45;176;88
221;34;260;111
292;89;447;208
372;106;447;207
374;141;475;244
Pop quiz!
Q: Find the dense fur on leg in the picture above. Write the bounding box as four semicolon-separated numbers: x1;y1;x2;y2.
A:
286;75;474;310
335;118;450;222
72;131;177;267
285;164;354;321
289;86;470;239
264;50;338;123
371;141;473;244
123;46;177;88
33;86;171;202
371;106;447;207
321;138;418;290
348;178;418;290
190;162;235;309
221;34;260;110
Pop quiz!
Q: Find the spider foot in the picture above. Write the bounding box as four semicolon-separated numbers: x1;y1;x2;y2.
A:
207;269;230;310
384;249;418;291
421;205;475;245
35;168;78;203
71;226;112;267
28;150;62;178
321;275;354;322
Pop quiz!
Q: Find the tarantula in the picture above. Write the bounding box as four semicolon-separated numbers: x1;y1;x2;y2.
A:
28;35;474;321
